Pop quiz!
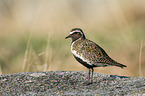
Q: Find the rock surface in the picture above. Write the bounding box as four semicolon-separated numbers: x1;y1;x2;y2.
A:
0;71;145;95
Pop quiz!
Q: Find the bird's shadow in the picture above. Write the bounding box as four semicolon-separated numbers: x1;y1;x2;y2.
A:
87;75;129;85
63;73;129;86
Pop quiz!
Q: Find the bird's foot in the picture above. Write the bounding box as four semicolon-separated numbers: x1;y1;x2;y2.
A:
83;81;93;85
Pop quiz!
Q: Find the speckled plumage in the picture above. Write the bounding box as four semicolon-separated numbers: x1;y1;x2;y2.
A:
65;28;127;84
71;38;126;68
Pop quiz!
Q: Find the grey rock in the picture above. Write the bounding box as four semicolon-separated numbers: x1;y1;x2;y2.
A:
0;71;145;95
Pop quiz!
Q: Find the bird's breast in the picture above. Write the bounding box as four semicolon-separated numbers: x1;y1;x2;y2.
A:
71;40;93;66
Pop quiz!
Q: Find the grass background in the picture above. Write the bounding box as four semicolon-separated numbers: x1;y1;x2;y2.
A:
0;0;145;77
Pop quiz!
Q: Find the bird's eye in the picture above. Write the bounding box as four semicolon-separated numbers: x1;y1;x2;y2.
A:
74;32;78;34
75;32;81;34
71;32;78;35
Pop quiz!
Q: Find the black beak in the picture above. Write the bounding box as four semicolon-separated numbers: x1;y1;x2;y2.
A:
65;34;71;39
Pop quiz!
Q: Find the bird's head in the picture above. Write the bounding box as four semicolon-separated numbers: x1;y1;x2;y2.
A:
65;28;86;41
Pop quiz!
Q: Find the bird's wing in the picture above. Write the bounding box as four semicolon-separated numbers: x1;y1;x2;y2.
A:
82;39;118;66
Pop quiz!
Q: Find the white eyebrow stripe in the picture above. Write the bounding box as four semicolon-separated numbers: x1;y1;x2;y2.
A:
70;30;82;34
70;31;75;34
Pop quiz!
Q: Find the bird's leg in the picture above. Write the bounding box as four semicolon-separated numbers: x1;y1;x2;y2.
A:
88;68;91;81
86;68;93;85
91;68;94;83
83;69;91;85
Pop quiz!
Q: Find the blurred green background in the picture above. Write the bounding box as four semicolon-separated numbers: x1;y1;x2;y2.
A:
0;0;145;77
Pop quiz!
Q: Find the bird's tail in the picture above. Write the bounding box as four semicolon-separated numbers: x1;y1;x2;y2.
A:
115;63;127;69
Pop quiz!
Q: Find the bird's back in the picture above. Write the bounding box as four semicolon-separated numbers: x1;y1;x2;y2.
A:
71;39;126;68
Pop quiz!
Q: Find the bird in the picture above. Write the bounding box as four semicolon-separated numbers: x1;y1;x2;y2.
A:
65;28;127;84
